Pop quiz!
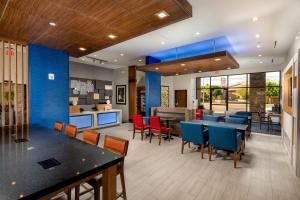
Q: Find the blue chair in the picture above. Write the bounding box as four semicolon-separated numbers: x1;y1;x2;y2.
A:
207;125;242;168
225;116;247;151
202;115;222;122
180;122;208;159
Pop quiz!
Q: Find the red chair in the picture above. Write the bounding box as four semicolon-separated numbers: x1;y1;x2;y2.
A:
133;115;150;140
149;116;171;145
196;109;202;120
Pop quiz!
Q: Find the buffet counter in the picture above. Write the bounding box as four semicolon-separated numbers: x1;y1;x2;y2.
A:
69;109;122;130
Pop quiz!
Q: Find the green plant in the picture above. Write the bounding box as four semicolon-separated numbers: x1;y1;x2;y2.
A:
4;91;14;102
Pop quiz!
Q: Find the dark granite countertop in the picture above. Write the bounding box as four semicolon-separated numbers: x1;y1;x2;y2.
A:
0;126;122;200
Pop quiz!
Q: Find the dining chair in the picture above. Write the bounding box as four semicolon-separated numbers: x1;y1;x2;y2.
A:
53;121;64;132
225;116;247;150
258;111;271;130
76;135;129;200
195;108;202;120
180;121;208;159
149;116;171;145
202;115;222;122
65;124;77;138
207;125;242;168
82;129;100;145
133;115;150;140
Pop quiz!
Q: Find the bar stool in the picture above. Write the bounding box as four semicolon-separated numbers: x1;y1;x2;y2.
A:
76;135;129;200
65;124;77;138
53;121;64;132
82;129;100;145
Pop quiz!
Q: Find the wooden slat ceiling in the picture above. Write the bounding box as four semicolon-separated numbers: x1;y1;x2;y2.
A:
137;51;240;76
0;0;192;57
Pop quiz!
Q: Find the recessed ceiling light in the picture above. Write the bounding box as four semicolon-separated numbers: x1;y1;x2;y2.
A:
79;47;86;51
138;59;142;62
258;54;262;57
108;34;117;39
198;70;202;73
214;58;221;61
227;67;231;70
181;63;186;66
49;22;56;27
155;11;169;19
256;44;261;48
120;53;124;56
255;34;260;38
259;61;263;64
195;32;200;36
155;67;159;70
176;73;179;76
252;16;258;22
161;41;165;45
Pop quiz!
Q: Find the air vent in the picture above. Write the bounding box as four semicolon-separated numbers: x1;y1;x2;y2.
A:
38;158;61;169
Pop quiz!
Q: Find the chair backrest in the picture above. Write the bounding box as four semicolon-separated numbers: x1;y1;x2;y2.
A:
202;115;221;122
225;117;247;124
195;109;202;120
133;115;143;126
180;122;205;144
208;125;239;152
82;129;100;145
54;121;64;132
65;124;77;138
236;111;251;117
104;135;129;156
149;116;161;130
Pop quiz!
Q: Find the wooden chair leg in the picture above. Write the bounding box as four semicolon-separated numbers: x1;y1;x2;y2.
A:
94;185;100;200
141;129;144;141
120;167;127;200
233;152;238;168
158;133;161;145
149;131;152;143
200;144;204;159
168;131;171;142
181;141;185;154
75;186;79;200
133;128;135;139
67;189;72;200
208;145;212;161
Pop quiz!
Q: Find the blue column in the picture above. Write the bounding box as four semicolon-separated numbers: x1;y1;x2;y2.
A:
29;44;69;128
145;56;161;116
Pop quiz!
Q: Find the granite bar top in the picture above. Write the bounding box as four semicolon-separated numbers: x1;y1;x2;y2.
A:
0;126;122;200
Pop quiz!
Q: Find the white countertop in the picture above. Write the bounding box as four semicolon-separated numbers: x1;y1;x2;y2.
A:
70;109;122;116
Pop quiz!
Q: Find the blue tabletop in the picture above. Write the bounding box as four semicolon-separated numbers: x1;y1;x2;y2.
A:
190;120;248;131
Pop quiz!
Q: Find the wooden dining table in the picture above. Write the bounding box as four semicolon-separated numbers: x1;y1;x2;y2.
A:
0;125;122;200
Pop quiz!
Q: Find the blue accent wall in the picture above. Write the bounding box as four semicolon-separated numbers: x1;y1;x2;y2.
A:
145;56;161;116
29;44;69;128
145;71;161;116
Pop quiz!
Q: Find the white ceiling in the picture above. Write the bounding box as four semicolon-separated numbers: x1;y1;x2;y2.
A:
70;0;300;70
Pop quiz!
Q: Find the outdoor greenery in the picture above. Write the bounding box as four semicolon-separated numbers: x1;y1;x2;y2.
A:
266;81;280;97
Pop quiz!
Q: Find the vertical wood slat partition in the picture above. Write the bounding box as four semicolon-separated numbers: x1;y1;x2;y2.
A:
0;39;28;127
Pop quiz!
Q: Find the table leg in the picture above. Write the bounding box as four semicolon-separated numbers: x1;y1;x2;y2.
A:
102;164;117;200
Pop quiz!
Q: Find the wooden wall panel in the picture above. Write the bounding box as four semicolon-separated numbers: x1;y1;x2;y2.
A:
0;0;192;57
128;66;137;122
0;39;28;127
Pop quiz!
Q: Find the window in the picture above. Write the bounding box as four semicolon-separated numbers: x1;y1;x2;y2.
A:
196;71;281;114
